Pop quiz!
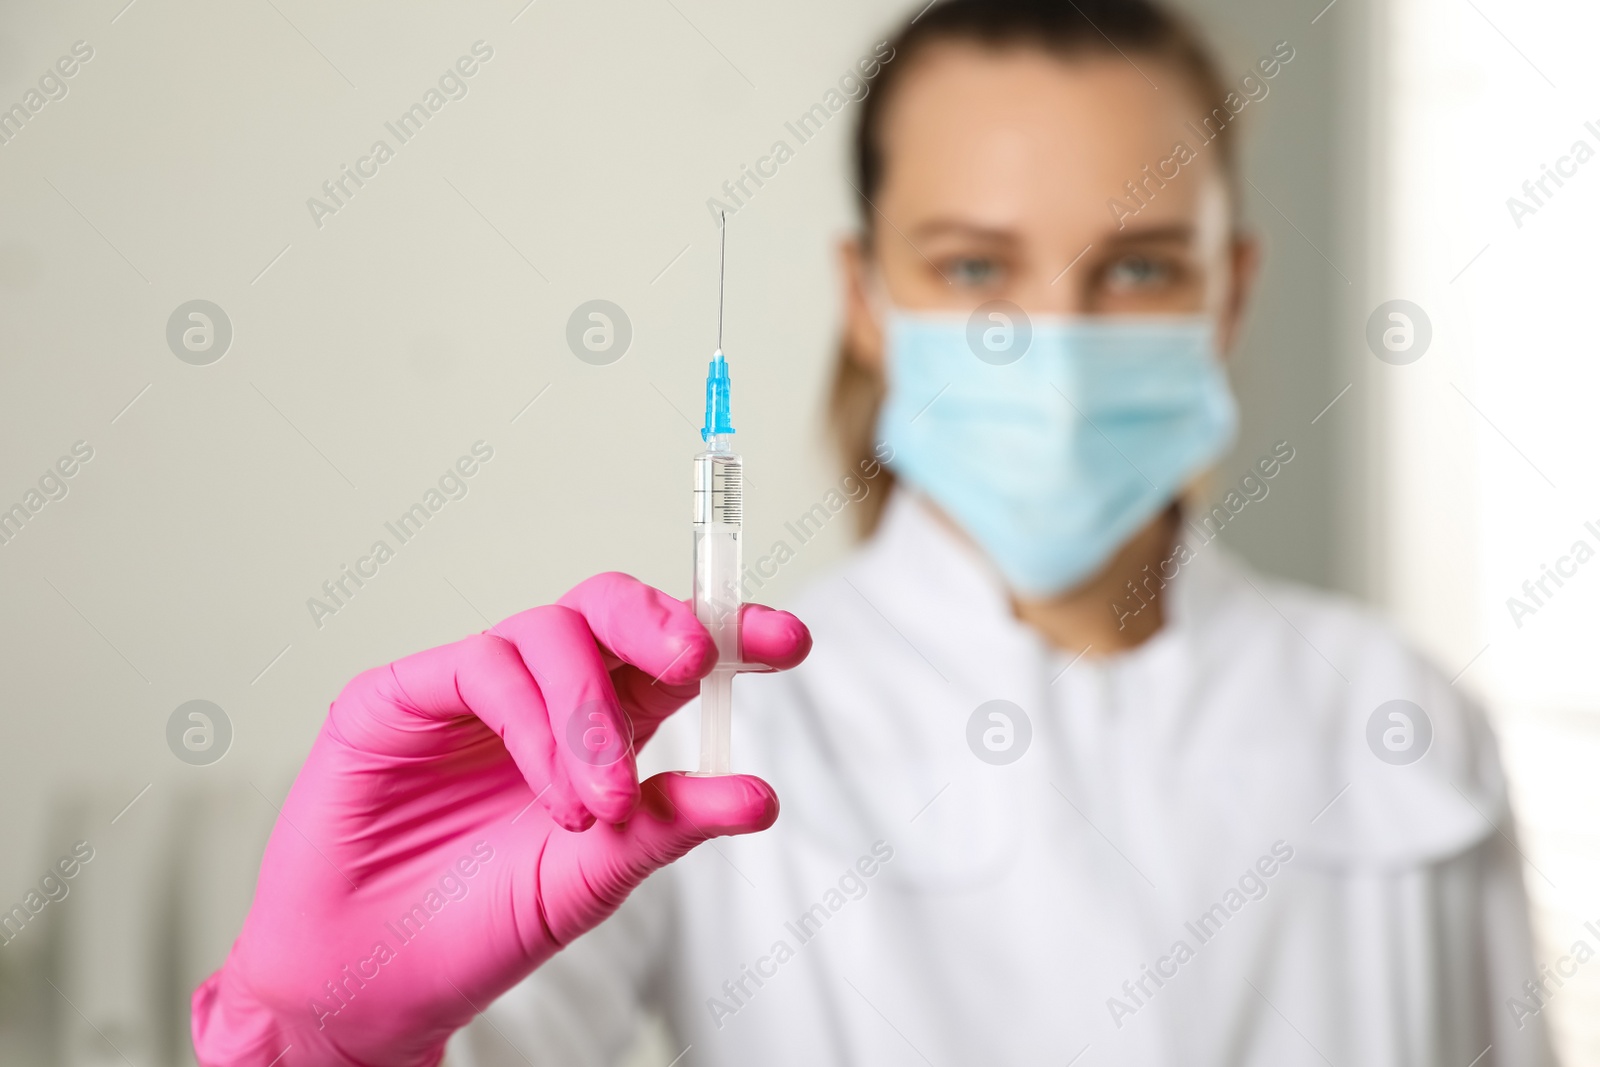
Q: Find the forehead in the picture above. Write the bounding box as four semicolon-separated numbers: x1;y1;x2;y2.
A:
876;43;1226;233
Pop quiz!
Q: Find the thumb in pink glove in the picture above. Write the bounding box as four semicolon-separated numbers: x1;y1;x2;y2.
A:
191;572;810;1067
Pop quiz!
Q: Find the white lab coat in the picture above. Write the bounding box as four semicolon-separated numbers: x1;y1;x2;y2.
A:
450;492;1555;1067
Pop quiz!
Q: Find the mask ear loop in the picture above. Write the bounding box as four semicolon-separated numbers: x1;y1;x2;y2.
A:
855;252;905;384
860;255;895;326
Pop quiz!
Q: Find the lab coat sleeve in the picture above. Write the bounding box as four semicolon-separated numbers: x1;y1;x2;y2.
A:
444;867;676;1067
1474;826;1560;1065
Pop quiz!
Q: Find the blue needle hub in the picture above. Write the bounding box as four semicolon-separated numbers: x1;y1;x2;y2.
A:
700;350;735;442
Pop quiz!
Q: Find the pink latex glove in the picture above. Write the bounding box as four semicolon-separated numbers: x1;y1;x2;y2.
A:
192;572;810;1067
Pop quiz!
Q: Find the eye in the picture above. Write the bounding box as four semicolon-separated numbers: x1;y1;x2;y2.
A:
1101;253;1175;291
943;256;1001;288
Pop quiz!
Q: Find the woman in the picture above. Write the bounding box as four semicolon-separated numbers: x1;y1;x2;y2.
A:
194;1;1554;1064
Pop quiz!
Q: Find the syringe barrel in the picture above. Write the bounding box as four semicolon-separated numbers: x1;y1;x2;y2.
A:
693;442;742;526
693;448;742;775
693;523;741;662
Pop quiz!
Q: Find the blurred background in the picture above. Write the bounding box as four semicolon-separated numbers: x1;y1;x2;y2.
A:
1;0;1596;1062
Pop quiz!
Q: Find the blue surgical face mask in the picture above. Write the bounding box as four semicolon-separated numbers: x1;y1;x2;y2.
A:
875;306;1238;598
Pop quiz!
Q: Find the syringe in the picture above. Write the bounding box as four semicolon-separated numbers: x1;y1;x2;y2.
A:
692;216;743;776
693;353;742;775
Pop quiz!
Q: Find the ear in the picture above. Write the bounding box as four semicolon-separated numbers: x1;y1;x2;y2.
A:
1216;232;1260;357
838;235;885;372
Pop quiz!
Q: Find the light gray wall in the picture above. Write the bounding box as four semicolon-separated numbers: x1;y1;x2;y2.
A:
1176;0;1373;594
0;1;1367;1054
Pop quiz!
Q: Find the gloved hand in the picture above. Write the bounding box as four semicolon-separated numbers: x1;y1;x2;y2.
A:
192;572;810;1067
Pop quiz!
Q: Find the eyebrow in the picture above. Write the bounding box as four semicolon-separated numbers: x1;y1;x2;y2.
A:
1102;223;1196;245
909;218;1018;243
905;219;1198;247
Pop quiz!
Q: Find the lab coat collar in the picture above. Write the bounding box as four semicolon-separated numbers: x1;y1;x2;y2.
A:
847;489;1507;871
857;488;1214;662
